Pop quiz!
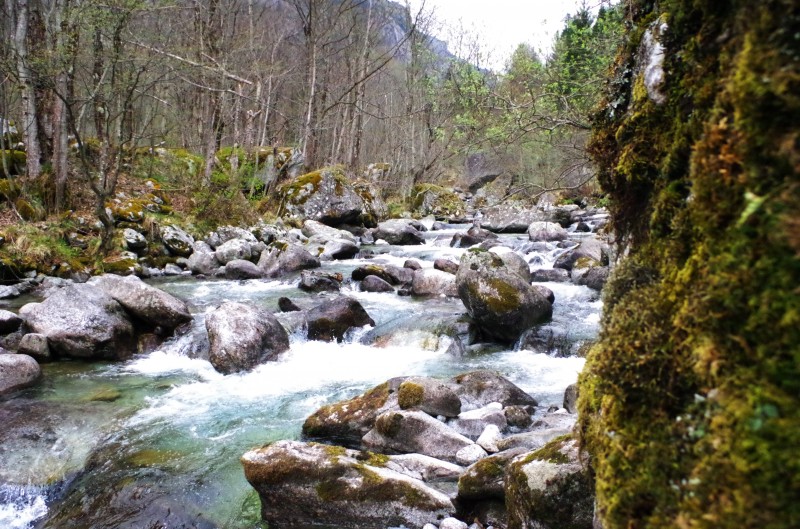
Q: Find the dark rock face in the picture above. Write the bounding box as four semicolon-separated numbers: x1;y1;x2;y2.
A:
456;251;552;344
0;353;41;395
242;440;454;529
298;270;343;292
373;219;425;245
88;274;192;330
0;309;23;333
20;284;136;361
306;296;375;342
434;259;459;275
278;297;302;312
575;266;610;291
352;264;413;286
563;384;579;414
205;302;289;374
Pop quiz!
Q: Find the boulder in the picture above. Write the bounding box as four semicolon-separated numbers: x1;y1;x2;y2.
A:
352;264;413;286
403;259;423;271
88;274;191;330
489;247;532;283
532;285;555;304
242;440;454;529
123;228;148;253
302;219;358;244
0;353;41;395
20;284;135;360
0;309;23;334
205;226;257;249
450;227;498;248
527;221;569;242
450;370;538;411
553;237;605;271
411;184;466;218
397;377;462;417
481;205;546;233
159;225;194;257
187;244;221;275
531;268;569;283
306;296;375;342
360;275;395;293
456;447;530;504
278;297;302;312
411;269;458;297
362;409;474;464
298;270;342;292
477;424;503;453
214;238;252;265
575;265;610;291
504;405;534;429
278;166;374;226
456;251;552;344
434;258;459;275
320;239;360;260
258;242;320;277
17;333;51;362
384;453;465;483
563;383;579;414
439;517;469;529
448;403;508;439
224;259;264;280
205;302;289;374
303;379;402;447
456;444;489;466
505;436;594;529
373;219;425;245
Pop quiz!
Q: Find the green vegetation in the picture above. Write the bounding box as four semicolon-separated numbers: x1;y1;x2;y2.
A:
578;2;800;529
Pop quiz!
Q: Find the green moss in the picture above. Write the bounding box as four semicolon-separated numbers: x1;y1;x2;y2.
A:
0;150;26;177
525;434;571;465
0;179;20;200
375;411;403;438
398;381;424;409
125;449;180;468
86;388;122;402
302;382;390;440
482;277;523;313
410;183;465;218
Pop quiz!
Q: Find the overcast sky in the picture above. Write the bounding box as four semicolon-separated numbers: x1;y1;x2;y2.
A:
406;0;611;70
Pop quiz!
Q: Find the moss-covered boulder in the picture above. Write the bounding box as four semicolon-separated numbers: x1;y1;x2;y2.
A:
278;166;378;226
159;225;194;257
411;184;466;219
242;440;454;529
578;2;800;529
505;435;593;529
302;380;402;447
456;250;552;344
457;447;528;504
398;377;462;418
450;370;538;412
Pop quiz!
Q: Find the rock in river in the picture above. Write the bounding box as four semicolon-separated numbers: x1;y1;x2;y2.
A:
88;274;191;330
0;353;41;395
306;296;374;342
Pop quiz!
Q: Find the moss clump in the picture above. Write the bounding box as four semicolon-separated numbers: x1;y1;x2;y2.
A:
375;411;403;438
579;2;800;529
525;434;571;465
397;381;425;409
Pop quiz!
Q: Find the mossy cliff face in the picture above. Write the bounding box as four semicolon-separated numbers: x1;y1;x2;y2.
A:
579;2;800;529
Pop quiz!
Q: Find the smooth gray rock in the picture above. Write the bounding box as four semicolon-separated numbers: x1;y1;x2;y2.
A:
205;226;257;249
0;309;23;334
224;259;264;280
398;377;462;418
258;242;321;277
450;226;498;248
0;353;41;395
360;275;395;293
489;247;532;283
17;333;51;363
448;403;508;439
187;249;221;275
477;424;503;453
88;274;191;330
214;238;252;265
20;284;135;360
373;219;425;245
123;228;147;253
450;370;538;411
159;225;194;257
320;239;359;260
439;517;469;529
434;258;459;275
456;444;489;466
205;302;289;374
554;237;605;271
411;269;458;297
302;219;358;244
527;221;569;242
242;440;454;529
298;270;342;292
384;453;465;483
531;268;569;282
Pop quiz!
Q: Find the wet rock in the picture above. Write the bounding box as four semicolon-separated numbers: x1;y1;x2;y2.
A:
489;247;531;283
531;268;569;283
205;301;289;374
20;284;135;360
434;258;459;274
456;444;489;466
440;517;469;529
553;237;605;271
278;297;302;312
306;296;374;342
363;409;474;464
575;265;610;291
298;270;342;292
448;403;507;439
17;333;51;362
303;379;402;447
505;435;593;529
527;221;569;242
159;225;194;257
258;242;321;277
0;309;23;333
457;448;529;503
450;226;498;248
302;219;358;244
123;228;147;253
352;264;413;285
450;370;538;411
242;440;454;529
187;243;221;275
398;377;462;418
360;275;395;293
532;285;555;304
163;263;183;276
224;259;264;280
214;238;252;265
88;274;191;330
563;384;579;414
504;405;534;429
320;239;360;260
456;251;552;344
496;427;573;453
0;353;41;395
412;269;458;297
384;453;465;483
404;259;423;271
373;219;425;245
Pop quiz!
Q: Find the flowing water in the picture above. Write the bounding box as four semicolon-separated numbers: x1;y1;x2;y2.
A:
0;226;601;529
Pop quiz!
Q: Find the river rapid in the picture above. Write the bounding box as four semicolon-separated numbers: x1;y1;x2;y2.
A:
0;224;601;529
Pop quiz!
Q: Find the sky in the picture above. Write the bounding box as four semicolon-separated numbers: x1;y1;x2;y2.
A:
406;0;611;70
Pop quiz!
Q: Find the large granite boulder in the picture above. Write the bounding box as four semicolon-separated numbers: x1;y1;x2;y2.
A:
303;379;403;447
319;239;360;260
205;302;289;374
481;205;546;233
214;238;252;265
450;370;538;411
258;242;321;277
20;284;135;360
278;166;377;226
362;409;474;464
0;353;41;395
306;297;375;342
527;221;569;242
242;440;454;529
187;242;221;275
302;219;358;244
456;250;552;344
489;247;532;283
397;377;462;418
411;269;458;297
553;237;606;271
88;274;191;330
373;219;425;245
450;227;498;248
298;270;342;292
205;225;257;249
505;435;594;529
360;275;395;293
457;447;528;503
159;225;194;257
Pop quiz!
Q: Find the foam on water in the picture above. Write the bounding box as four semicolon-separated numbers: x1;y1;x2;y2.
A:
0;486;48;529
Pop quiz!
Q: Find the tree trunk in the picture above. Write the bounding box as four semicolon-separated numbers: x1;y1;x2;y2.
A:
14;0;42;181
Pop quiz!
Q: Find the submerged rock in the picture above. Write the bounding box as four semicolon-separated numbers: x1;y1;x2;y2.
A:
0;353;41;395
205;301;289;374
88;274;191;330
20;284;136;361
242;440;454;529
